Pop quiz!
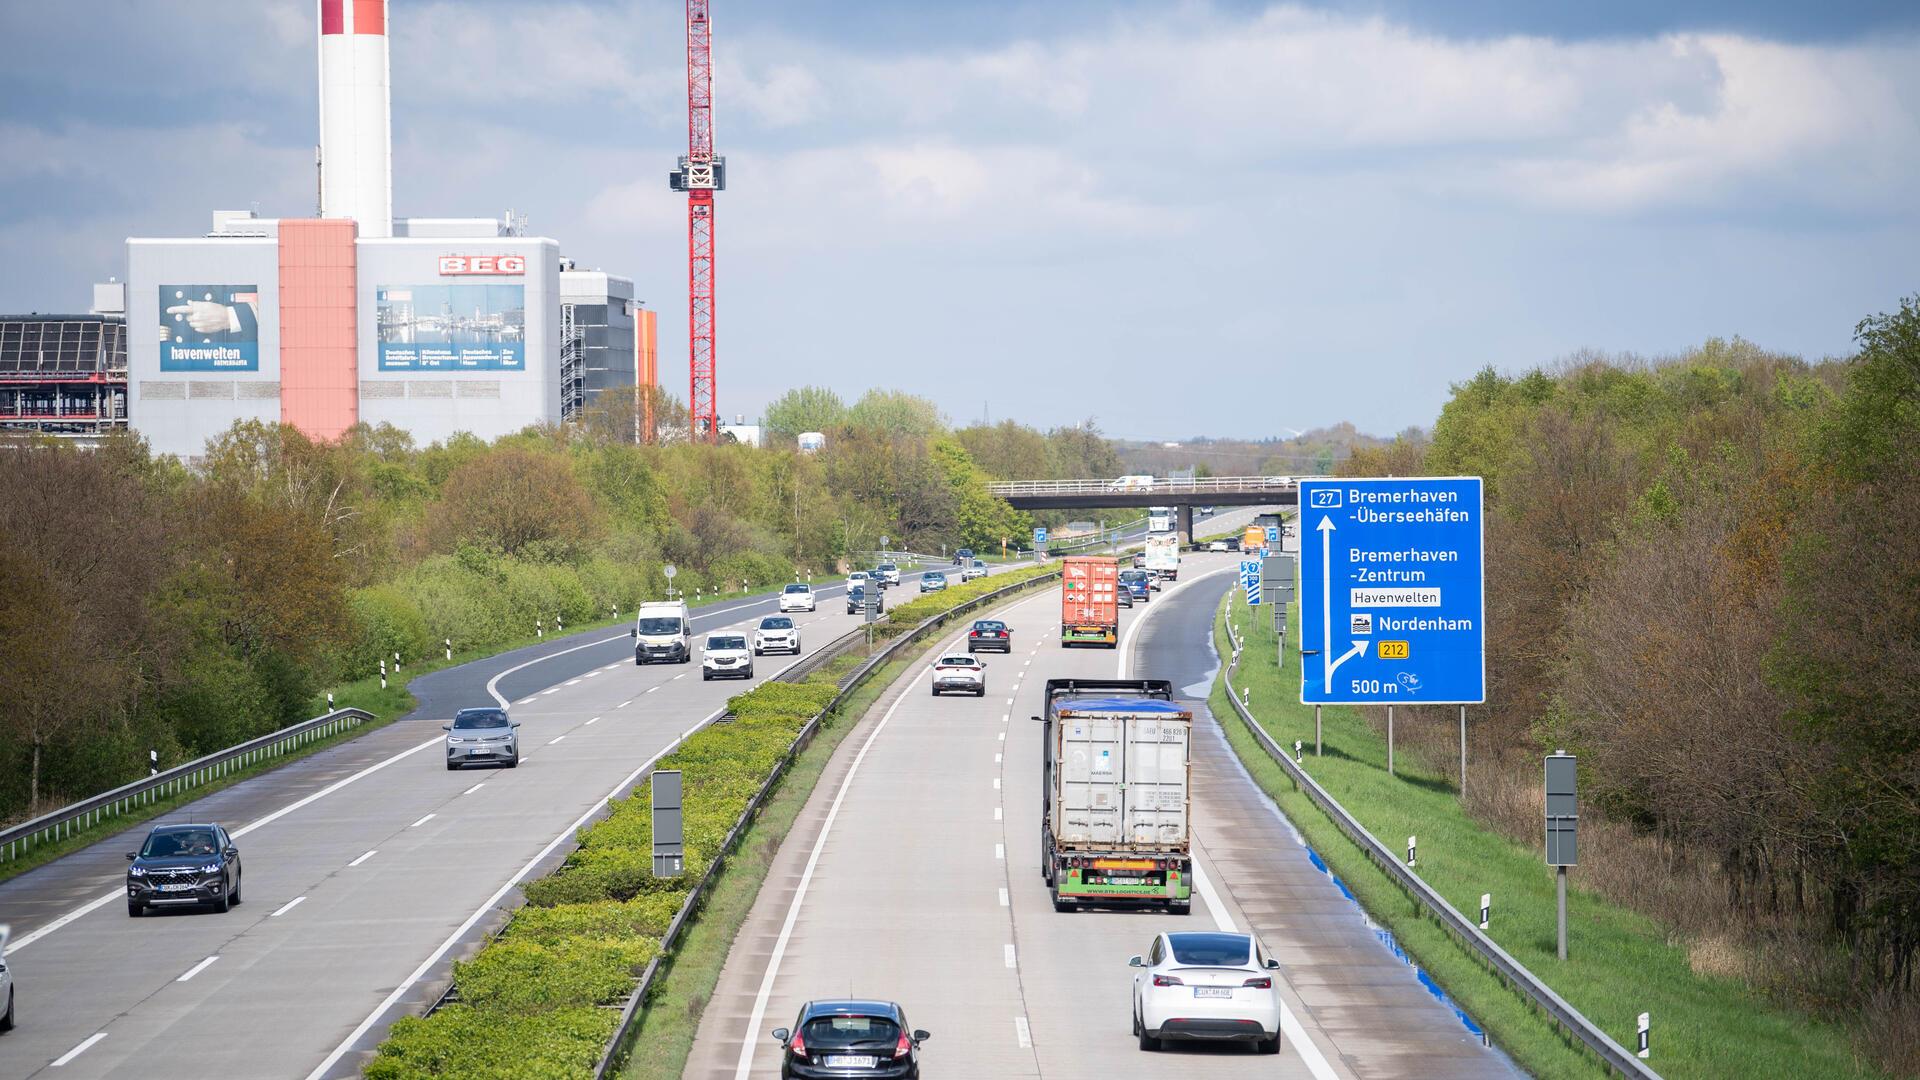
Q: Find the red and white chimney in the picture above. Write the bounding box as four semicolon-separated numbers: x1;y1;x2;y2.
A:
318;0;392;238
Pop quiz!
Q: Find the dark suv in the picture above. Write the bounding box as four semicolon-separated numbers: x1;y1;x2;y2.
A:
771;1000;929;1079
127;823;242;916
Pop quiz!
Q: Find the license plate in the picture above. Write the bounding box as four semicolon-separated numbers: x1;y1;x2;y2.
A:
824;1056;876;1068
1194;986;1233;999
469;747;489;755
158;882;197;892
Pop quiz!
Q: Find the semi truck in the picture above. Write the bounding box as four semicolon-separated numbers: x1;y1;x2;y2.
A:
1144;531;1180;580
1035;678;1193;913
1147;505;1174;533
1060;555;1120;647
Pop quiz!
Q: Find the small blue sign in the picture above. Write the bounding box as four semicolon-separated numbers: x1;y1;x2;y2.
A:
1241;559;1262;605
1265;525;1281;544
1299;477;1484;705
1033;527;1048;546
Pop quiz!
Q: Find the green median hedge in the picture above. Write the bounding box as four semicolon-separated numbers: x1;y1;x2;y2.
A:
366;564;1057;1079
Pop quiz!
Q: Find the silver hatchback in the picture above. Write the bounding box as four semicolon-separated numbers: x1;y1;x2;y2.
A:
444;707;520;770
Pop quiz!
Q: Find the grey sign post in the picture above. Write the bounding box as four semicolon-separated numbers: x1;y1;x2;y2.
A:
1545;752;1578;960
652;769;684;878
1264;555;1295;668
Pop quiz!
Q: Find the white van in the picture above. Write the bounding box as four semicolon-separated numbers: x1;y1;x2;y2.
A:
632;600;692;664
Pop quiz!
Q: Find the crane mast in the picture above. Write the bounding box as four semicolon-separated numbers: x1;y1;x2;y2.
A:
669;0;723;442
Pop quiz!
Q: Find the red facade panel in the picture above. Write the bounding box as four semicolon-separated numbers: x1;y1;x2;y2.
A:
321;0;344;35
354;0;385;35
278;219;359;441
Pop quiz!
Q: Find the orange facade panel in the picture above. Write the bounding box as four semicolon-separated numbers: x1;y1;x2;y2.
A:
278;219;359;441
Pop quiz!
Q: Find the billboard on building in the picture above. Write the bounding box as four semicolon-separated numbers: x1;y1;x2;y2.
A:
376;283;525;371
159;284;260;371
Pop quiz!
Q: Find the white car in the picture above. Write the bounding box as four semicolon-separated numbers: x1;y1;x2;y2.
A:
846;571;871;593
701;633;754;680
1207;540;1229;553
929;655;986;697
1130;932;1281;1054
0;924;13;1032
877;563;902;586
778;583;817;612
960;560;988;581
753;615;801;656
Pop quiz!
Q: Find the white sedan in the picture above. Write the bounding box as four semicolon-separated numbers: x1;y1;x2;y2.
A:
1130;931;1281;1054
778;583;817;612
1207;540;1230;553
753;616;801;656
929;655;986;697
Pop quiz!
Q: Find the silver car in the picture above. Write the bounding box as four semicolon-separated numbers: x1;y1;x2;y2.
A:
0;924;14;1032
444;707;520;770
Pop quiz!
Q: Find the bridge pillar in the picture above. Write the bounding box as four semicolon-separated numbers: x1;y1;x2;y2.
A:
1176;504;1194;547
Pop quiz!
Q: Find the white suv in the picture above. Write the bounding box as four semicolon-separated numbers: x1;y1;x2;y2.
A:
1130;931;1281;1054
877;563;902;586
929;655;986;697
701;633;753;680
753;616;801;656
778;583;816;612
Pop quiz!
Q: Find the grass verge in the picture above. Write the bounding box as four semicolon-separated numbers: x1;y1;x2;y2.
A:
1211;588;1882;1080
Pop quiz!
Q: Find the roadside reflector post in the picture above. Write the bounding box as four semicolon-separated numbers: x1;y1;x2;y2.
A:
537;617;544;640
556;612;564;633
1293;740;1303;764
150;748;158;777
393;650;401;673
1480;893;1491;930
1406;835;1417;868
445;637;452;661
379;658;387;690
1637;1012;1650;1059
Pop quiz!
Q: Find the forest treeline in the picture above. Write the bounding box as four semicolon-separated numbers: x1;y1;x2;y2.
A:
1343;299;1920;1068
0;387;1120;823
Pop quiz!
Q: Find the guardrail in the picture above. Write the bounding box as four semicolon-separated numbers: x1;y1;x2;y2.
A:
591;567;1063;1078
0;707;377;865
1219;617;1660;1079
987;475;1309;498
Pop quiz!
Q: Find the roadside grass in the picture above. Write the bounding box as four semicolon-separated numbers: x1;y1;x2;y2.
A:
1211;589;1881;1080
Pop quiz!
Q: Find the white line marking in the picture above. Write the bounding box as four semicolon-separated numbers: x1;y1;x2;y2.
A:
1005;697;1014;705
646;686;661;693
993;777;1001;790
348;849;378;867
586;716;601;725
5;731;445;957
177;955;220;982
1014;1016;1032;1048
998;731;1006;741
484;631;632;708
585;671;602;678
565;678;582;686
999;887;1010;906
1004;943;1017;968
673;672;688;680
730;659;936;1080
306;705;730;1080
620;699;634;707
463;782;485;795
409;813;436;828
548;735;566;745
994;807;1003;821
516;696;536;705
995;753;1002;763
540;687;561;695
271;896;307;917
51;1033;106;1066
995;842;1005;860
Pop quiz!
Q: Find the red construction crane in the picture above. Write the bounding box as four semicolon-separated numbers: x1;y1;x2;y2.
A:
670;0;724;442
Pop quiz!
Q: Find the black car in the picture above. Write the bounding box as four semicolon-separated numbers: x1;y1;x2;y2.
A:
127;823;242;916
846;585;875;615
967;619;1012;653
771;1000;929;1079
952;547;974;566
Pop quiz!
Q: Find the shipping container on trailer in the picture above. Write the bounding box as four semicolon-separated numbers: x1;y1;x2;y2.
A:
1034;678;1193;913
1060;555;1120;647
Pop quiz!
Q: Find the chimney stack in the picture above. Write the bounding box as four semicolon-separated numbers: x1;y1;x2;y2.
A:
318;0;392;237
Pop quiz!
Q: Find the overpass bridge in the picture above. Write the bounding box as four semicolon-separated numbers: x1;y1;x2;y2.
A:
986;475;1301;542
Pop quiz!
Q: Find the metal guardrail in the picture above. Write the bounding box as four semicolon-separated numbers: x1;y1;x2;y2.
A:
1218;617;1660;1079
987;475;1312;499
591;567;1063;1079
0;707;377;864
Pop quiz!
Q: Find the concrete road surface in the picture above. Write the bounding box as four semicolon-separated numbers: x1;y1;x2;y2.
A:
684;554;1519;1080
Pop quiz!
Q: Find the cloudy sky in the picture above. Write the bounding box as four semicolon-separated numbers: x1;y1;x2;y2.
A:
3;1;1917;440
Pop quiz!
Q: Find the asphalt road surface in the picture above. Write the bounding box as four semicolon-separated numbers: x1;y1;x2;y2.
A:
683;554;1519;1080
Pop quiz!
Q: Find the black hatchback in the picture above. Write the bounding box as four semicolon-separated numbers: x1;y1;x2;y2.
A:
127;822;242;916
771;1000;929;1079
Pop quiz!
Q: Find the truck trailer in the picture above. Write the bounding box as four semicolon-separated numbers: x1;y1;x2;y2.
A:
1145;531;1180;580
1060;555;1120;647
1035;678;1193;913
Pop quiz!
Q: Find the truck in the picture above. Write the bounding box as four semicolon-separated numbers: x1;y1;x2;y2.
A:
1144;531;1179;580
1059;555;1119;648
631;600;692;664
1147;505;1174;533
1035;679;1193;913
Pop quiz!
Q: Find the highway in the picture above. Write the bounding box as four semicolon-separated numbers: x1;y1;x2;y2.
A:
683;554;1518;1079
0;559;960;1079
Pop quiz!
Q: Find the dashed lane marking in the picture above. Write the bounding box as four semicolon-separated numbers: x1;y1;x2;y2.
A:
348;849;378;867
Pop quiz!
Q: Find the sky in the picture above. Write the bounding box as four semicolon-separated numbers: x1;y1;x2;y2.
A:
2;1;1918;441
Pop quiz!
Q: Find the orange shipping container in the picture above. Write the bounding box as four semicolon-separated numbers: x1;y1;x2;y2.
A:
1061;555;1120;648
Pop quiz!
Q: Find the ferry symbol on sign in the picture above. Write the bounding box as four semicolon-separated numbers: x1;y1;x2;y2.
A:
1350;613;1373;635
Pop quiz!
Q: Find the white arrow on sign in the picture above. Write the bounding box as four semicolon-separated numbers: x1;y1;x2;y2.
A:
1318;515;1368;688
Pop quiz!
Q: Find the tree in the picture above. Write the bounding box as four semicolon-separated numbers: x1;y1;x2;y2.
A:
763;385;847;437
428;449;605;558
846;389;945;439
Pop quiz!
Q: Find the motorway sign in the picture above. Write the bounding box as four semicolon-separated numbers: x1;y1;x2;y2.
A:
1034;526;1048;546
1265;525;1280;545
1241;559;1262;606
1298;477;1484;705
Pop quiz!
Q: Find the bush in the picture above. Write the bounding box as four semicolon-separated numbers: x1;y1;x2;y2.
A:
367;1005;616;1080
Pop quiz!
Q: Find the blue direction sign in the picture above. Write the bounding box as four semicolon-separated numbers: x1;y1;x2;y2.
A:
1299;477;1484;705
1033;526;1048;546
1241;559;1262;606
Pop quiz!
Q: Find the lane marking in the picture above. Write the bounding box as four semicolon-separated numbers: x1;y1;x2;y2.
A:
998;731;1005;741
999;887;1009;906
307;704;731;1080
6;730;445;957
619;699;634;707
565;678;582;686
585;671;602;679
1003;943;1017;968
177;955;220;982
993;778;1001;790
646;686;661;694
586;716;601;725
515;696;536;705
271;896;307;918
994;842;1005;859
673;673;688;680
51;1033;107;1067
995;753;1003;763
1014;1016;1032;1049
409;813;436;828
994;807;1003;821
348;849;378;867
483;630;635;708
548;736;566;745
540;687;561;696
462;783;485;796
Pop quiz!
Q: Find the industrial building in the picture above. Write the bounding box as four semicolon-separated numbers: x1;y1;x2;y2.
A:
120;0;648;459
